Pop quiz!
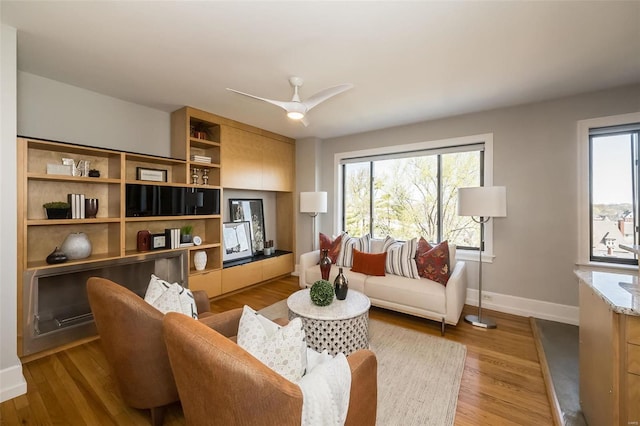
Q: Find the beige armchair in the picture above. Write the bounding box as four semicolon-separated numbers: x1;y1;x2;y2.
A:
162;312;378;426
86;277;222;425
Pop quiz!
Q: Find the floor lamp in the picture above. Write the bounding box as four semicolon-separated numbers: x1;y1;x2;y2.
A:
300;191;327;251
457;186;507;329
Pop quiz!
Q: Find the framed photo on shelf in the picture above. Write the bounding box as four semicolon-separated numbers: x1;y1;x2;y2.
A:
229;198;265;253
223;221;253;262
150;233;167;250
137;167;167;182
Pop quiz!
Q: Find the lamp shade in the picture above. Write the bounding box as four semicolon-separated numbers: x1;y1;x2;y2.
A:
457;186;507;217
300;191;327;214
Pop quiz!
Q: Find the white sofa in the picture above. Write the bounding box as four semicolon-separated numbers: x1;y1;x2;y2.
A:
298;239;467;334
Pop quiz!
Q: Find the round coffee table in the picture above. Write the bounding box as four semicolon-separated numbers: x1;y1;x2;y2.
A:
287;289;371;356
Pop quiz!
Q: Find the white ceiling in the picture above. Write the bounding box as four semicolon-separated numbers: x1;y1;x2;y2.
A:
2;1;640;140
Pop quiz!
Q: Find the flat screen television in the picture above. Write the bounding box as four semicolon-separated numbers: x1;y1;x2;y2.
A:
126;184;220;217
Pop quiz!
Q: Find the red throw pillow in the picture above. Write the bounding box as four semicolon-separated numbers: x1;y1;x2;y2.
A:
351;249;387;276
416;237;433;257
416;240;450;285
319;233;343;264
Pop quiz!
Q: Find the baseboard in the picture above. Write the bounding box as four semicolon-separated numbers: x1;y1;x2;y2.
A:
465;289;579;325
0;362;27;402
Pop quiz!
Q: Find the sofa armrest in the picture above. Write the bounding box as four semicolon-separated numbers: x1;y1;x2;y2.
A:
298;250;320;289
345;349;377;426
444;261;467;325
192;290;211;314
197;307;243;338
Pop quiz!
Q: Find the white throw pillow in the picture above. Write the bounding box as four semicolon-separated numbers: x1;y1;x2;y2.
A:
144;274;198;318
237;305;307;382
382;236;420;279
337;234;371;267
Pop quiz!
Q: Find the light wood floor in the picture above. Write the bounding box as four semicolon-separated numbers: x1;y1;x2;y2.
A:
0;276;553;425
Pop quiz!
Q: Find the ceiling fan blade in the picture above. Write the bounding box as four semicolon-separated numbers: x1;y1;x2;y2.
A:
226;88;294;111
303;83;354;111
300;116;310;127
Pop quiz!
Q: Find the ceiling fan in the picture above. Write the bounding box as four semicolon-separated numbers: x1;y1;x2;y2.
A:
226;77;353;127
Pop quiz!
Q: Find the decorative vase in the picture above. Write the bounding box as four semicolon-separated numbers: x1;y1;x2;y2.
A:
181;234;192;244
60;232;92;260
46;247;68;264
193;250;207;271
320;249;332;281
85;198;99;218
45;208;70;219
334;267;349;300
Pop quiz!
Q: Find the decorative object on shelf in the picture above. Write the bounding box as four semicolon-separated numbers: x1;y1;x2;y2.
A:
300;191;327;251
222;221;254;262
62;158;77;176
457;186;507;329
84;198;99;218
310;280;334;306
137;230;151;252
193;250;207;271
202;168;209;185
180;225;193;243
191;122;210;140
46;163;72;176
229;198;265;253
320;248;332;281
88;169;100;178
45;247;68;264
151;233;166;250
136;167;167;182
43;201;70;219
60;232;92;260
192;235;202;246
334;267;349;300
76;159;91;177
263;240;274;256
191;167;201;185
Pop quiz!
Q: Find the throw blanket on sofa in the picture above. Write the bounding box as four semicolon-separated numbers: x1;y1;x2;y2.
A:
298;349;351;426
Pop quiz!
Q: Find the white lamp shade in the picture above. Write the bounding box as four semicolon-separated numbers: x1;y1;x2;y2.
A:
300;191;327;214
457;186;507;217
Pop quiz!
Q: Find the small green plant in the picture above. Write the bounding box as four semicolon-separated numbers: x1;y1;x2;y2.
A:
181;225;193;235
310;280;334;306
43;201;70;209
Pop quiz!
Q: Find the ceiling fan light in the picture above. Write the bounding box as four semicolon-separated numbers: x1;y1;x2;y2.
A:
287;111;305;120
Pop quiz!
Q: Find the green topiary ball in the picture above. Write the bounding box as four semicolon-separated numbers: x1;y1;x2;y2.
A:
310;280;334;306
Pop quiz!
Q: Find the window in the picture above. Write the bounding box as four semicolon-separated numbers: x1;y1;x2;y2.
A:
589;124;640;264
340;142;484;249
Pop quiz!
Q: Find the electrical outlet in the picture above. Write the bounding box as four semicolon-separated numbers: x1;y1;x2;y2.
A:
482;294;492;301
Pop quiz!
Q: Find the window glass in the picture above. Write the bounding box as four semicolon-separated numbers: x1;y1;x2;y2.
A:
343;162;371;237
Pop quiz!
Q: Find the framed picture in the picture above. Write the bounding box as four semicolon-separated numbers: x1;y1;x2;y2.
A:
150;233;167;250
137;167;167;182
229;198;265;253
223;221;253;262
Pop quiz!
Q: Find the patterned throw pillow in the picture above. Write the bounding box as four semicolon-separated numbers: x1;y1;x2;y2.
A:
416;240;451;285
351;248;387;276
144;274;198;318
382;236;420;279
319;232;344;264
336;234;371;267
237;305;307;383
415;237;433;257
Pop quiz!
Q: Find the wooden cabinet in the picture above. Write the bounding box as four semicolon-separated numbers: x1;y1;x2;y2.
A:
579;281;640;426
189;269;222;297
222;253;293;294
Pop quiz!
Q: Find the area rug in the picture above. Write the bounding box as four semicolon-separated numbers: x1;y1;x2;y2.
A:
259;300;466;426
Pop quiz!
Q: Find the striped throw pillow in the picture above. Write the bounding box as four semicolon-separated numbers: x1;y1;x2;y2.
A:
382;236;420;279
337;234;371;267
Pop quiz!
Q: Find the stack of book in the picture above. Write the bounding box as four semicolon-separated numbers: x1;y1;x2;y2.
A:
67;193;86;219
164;228;181;249
190;155;211;164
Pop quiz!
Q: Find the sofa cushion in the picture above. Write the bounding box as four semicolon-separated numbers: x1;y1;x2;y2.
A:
351;249;386;276
319;232;344;264
416;240;451;285
337;234;370;267
382;237;420;279
305;265;366;293
416;237;432;257
364;274;446;314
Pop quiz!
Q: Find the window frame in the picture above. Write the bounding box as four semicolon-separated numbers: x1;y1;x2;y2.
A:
577;112;640;270
334;133;498;263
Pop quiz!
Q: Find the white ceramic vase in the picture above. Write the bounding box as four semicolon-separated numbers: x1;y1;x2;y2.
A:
193;250;207;271
60;232;92;260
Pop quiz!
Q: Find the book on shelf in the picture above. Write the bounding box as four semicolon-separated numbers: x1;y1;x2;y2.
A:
164;228;181;249
179;242;194;248
190;155;212;163
67;193;86;219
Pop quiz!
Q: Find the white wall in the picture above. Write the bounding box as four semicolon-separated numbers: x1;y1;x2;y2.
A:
295;137;323;257
309;84;640;313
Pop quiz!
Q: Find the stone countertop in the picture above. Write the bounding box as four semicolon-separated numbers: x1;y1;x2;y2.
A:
575;269;640;316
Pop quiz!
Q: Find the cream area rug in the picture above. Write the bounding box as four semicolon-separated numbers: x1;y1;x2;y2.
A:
258;300;466;426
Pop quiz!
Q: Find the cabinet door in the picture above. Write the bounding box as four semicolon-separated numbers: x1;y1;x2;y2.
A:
221;126;262;189
628;373;640;426
262;254;294;281
262;137;294;191
221;262;262;294
189;270;221;298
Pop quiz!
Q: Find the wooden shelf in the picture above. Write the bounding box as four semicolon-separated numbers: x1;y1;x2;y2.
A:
124;214;220;222
27;173;121;184
26;252;122;270
28;218;121;226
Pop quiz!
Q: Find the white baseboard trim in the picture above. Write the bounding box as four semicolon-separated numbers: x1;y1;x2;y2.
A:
0;362;27;402
465;289;579;326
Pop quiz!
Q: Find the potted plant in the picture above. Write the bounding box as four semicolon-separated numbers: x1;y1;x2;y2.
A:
180;225;193;244
43;201;70;219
